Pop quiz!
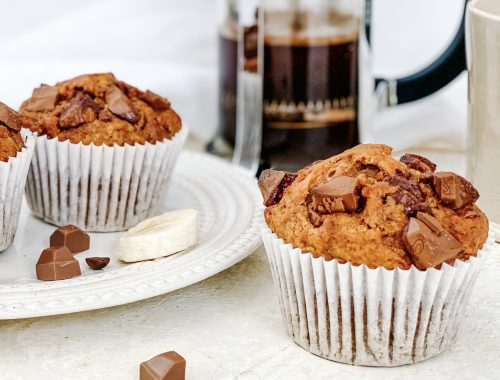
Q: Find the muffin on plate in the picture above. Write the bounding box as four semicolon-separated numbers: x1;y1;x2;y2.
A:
259;144;491;366
21;73;187;232
0;103;35;251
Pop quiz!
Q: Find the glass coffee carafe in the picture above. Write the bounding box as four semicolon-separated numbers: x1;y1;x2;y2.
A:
211;0;468;172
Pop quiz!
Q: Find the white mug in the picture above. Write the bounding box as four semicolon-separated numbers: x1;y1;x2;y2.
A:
467;0;500;224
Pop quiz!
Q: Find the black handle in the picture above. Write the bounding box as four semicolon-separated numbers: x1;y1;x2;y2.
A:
375;1;468;106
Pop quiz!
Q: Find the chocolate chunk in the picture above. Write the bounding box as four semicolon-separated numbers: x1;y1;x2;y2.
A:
59;93;100;128
50;225;90;254
415;211;444;233
385;176;431;216
433;172;479;209
311;176;360;213
258;169;297;207
36;247;82;281
140;351;186;380
23;85;59;112
139;90;171;111
400;153;437;173
307;204;324;227
0;102;23;131
403;212;462;270
86;257;110;270
106;84;139;123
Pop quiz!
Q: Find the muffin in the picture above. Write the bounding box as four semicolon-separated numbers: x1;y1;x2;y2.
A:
0;102;35;251
21;73;187;231
259;144;492;366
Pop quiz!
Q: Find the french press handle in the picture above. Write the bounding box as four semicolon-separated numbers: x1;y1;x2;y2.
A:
375;1;468;107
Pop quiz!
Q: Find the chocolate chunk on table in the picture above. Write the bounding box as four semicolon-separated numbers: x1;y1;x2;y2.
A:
86;257;110;270
36;247;82;281
50;225;90;254
140;351;186;380
403;212;462;270
258;169;297;207
311;176;360;213
400;153;437;173
433;172;479;209
139;90;171;111
23;85;59;112
59;92;100;128
106;84;139;123
0;102;23;131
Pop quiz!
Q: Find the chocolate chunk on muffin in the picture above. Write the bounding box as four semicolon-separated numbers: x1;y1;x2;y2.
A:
0;102;25;162
260;144;488;270
21;73;182;146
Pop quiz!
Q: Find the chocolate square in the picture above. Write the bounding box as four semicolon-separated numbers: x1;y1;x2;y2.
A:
140;351;186;380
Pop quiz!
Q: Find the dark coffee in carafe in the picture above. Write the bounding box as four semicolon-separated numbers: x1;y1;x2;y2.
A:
217;12;359;170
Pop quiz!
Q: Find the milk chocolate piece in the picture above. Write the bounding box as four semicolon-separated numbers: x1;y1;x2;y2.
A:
86;257;110;270
433;172;479;209
140;90;171;111
385;176;431;216
23;85;59;112
60;93;100;128
36;247;82;281
50;225;90;254
106;84;139;123
140;351;186;380
400;153;436;173
0;102;23;131
415;211;444;233
307;204;324;227
311;176;360;213
403;212;462;270
258;169;297;207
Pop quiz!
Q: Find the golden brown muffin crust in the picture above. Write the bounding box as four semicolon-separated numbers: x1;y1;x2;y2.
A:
20;73;182;146
0;102;25;162
0;125;24;162
264;144;489;270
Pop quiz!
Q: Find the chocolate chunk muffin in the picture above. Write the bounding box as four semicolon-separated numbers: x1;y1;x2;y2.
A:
260;144;488;270
21;73;181;145
259;144;492;366
0;103;35;252
22;73;187;232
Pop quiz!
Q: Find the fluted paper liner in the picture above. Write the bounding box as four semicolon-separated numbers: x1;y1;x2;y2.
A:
0;131;36;251
25;128;187;232
261;226;492;366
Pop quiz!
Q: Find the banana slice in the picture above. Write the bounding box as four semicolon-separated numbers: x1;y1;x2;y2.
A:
117;209;198;263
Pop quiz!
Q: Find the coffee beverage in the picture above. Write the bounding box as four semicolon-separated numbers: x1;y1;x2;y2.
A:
218;27;238;147
217;11;359;170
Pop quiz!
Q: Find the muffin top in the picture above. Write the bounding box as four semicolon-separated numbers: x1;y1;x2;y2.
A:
259;144;489;270
0;102;25;162
20;73;182;146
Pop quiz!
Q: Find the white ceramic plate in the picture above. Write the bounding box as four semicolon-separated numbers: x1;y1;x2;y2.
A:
0;151;263;319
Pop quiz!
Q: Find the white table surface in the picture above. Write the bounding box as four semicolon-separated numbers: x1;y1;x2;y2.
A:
1;1;499;379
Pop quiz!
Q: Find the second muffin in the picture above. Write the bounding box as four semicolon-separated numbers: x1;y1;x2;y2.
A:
21;73;187;231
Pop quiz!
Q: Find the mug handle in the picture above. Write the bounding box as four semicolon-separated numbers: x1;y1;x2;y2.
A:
375;1;468;107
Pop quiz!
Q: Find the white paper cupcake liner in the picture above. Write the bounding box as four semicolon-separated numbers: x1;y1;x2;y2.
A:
25;128;187;232
261;226;493;366
0;131;36;252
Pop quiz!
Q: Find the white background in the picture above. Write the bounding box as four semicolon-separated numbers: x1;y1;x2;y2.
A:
0;0;465;146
